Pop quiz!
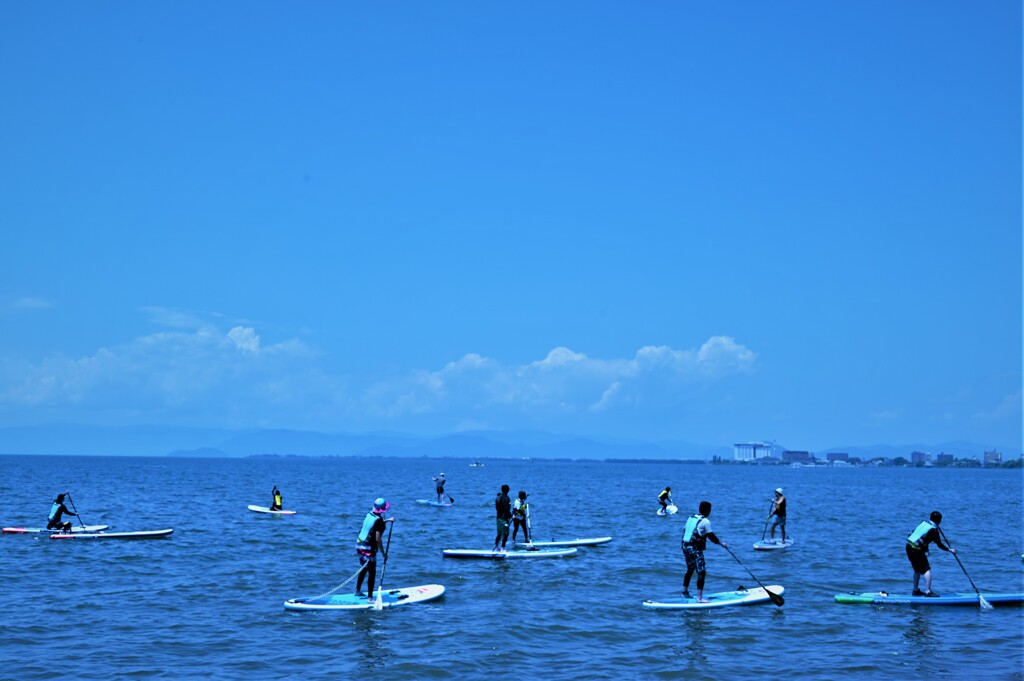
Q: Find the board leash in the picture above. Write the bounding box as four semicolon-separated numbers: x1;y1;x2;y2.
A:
302;564;368;602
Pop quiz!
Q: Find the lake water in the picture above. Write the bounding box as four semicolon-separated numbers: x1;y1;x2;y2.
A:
1;455;1021;680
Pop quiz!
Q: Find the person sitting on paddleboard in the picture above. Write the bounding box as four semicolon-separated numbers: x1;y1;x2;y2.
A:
658;486;673;513
768;488;786;543
681;500;727;603
46;493;77;532
906;511;955;597
355;497;395;602
432;473;446;504
511;490;530;544
493;484;512;552
271;486;283;511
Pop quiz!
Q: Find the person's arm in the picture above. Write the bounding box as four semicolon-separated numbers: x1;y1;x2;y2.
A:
930;529;953;552
65;504;77;517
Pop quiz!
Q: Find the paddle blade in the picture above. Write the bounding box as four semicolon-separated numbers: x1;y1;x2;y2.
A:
767;589;785;607
979;594;994;611
373;591;383;611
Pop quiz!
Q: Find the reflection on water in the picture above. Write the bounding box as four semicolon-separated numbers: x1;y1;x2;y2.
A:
353;612;391;672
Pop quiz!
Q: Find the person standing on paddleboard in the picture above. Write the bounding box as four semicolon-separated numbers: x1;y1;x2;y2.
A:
271;486;283;511
494;484;512;552
46;493;77;532
768;488;786;543
681;501;727;603
658;486;673;514
432;473;447;504
906;511;955;597
511;490;530;543
355;498;395;602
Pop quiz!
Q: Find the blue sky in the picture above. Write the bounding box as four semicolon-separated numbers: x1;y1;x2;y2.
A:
0;3;1020;451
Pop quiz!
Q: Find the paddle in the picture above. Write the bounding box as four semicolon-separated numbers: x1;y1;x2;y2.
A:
373;521;395;611
760;501;772;542
65;491;87;530
938;527;993;611
723;543;784;607
447;494;455;504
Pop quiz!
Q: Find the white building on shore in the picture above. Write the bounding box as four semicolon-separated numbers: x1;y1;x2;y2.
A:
733;441;777;461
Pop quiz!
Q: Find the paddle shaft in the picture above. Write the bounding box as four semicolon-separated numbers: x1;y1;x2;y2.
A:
761;501;772;541
65;492;86;529
937;528;984;596
376;521;395;593
723;543;784;606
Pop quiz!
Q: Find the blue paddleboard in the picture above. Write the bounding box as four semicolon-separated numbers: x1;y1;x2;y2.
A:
835;591;1023;606
644;585;785;610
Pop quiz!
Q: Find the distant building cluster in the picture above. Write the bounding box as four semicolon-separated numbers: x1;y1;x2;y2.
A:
728;442;1017;468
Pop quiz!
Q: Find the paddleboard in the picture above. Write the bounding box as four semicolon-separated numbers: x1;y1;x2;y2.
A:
644;585;785;610
248;505;297;515
753;538;795;551
49;529;174;540
835;591;1023;606
514;537;612;548
442;547;578;559
415;499;453;508
3;525;109;534
657;505;678;517
285;584;445;610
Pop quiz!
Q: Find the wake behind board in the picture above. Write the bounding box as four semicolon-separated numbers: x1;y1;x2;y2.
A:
248;505;297;515
415;499;453;508
753;538;795;551
50;528;174;540
644;585;785;610
514;537;612;548
442;547;577;559
3;525;109;534
835;591;1024;606
657;505;678;517
285;584;445;610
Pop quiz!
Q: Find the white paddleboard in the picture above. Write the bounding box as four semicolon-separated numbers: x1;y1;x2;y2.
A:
657;505;678;516
49;528;174;540
442;547;578;559
3;525;109;534
644;585;785;610
248;505;297;515
514;537;612;548
753;538;795;550
285;584;445;610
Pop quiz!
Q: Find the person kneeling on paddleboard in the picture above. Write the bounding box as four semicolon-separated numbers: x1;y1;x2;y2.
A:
271;486;283;511
355;498;395;602
46;493;77;532
906;511;955;597
658;486;673;514
681;501;727;603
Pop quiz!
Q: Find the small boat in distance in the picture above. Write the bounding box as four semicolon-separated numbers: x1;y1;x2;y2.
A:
469;461;484;467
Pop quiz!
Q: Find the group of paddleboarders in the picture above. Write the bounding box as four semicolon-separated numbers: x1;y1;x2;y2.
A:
493;484;531;551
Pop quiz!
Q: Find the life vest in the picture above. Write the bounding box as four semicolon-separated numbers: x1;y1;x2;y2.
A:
48;503;61;522
513;500;528;519
682;514;705;544
659;489;670;501
273;493;282;507
357;512;379;543
907;520;935;549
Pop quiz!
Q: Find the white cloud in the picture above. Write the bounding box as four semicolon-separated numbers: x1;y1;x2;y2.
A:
8;296;54;310
972;390;1022;423
227;326;261;352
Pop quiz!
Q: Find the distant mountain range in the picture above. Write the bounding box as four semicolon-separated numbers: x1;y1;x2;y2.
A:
0;423;1014;461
